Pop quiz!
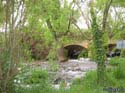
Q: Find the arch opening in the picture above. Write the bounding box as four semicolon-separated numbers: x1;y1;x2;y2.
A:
64;45;87;59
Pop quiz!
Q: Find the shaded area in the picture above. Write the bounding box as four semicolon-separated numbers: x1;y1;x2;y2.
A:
107;43;116;52
64;45;86;59
106;43;121;57
57;42;121;62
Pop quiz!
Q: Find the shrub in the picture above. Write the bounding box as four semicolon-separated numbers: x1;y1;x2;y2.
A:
70;71;102;93
109;57;125;79
78;49;88;58
21;31;50;60
121;49;125;57
48;59;59;72
113;62;125;79
47;49;57;60
0;49;20;93
25;69;49;85
105;69;117;86
15;68;51;93
109;57;125;66
70;70;124;93
88;43;97;61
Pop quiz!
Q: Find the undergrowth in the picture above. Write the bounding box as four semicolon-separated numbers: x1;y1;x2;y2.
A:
14;58;125;93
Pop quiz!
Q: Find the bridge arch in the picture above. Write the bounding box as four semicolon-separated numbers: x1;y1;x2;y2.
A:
58;43;88;61
64;44;87;59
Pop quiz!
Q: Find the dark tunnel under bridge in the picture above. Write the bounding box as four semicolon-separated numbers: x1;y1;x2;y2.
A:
58;44;88;62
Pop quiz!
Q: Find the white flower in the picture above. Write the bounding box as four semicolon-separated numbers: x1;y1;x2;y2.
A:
17;68;21;71
14;79;17;83
53;84;60;89
26;85;30;88
17;80;21;83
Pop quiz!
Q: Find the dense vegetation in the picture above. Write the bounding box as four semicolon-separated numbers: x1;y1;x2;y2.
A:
0;0;125;93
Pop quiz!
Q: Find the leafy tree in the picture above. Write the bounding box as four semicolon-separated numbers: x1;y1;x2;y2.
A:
0;0;25;93
24;0;81;60
90;0;112;85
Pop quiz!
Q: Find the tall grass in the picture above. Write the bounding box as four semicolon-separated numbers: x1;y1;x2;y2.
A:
14;58;125;93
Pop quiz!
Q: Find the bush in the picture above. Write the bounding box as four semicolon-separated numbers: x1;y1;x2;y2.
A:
15;85;53;93
109;57;125;79
0;49;20;93
70;71;103;93
25;69;49;85
48;59;59;71
88;43;97;61
47;49;57;60
121;49;125;57
109;57;125;66
113;62;125;79
15;68;51;93
70;70;125;93
78;49;88;58
21;31;50;60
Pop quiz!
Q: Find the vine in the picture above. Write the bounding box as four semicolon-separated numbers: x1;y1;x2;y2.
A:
91;7;106;85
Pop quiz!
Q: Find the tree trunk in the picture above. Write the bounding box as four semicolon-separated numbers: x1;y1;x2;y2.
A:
90;0;112;86
91;8;106;86
0;0;24;92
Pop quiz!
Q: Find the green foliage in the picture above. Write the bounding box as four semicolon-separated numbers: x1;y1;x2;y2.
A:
25;0;80;59
88;43;96;61
0;5;4;26
15;68;51;93
21;47;33;62
0;40;22;93
91;7;106;62
14;64;125;93
15;85;52;93
109;57;125;66
1;0;125;93
96;0;109;9
114;62;125;79
70;71;106;93
69;70;125;93
112;0;125;7
0;49;15;93
16;68;49;84
78;49;88;58
121;49;125;57
91;7;107;85
25;70;49;85
44;30;53;44
48;59;59;72
109;57;125;79
26;0;73;35
21;31;50;60
47;49;57;60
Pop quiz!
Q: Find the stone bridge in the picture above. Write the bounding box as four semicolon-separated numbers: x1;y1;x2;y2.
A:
57;41;120;62
57;42;88;62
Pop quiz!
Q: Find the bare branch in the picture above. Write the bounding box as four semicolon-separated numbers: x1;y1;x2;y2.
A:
102;0;112;31
46;19;58;41
73;22;91;40
75;0;91;29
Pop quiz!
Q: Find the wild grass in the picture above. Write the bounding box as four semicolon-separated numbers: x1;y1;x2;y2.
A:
109;57;125;66
14;58;125;93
